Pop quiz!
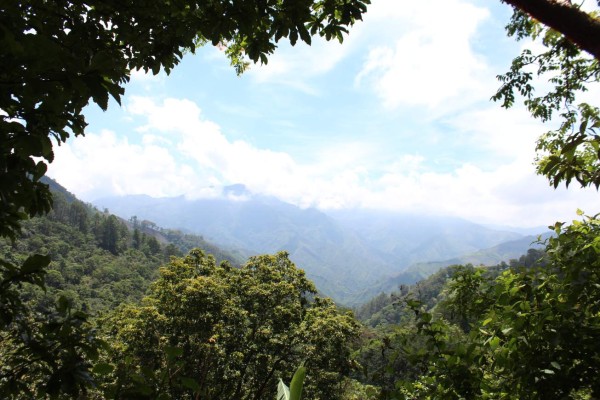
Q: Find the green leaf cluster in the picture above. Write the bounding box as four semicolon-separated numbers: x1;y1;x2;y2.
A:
386;214;600;399
492;7;600;189
97;250;361;400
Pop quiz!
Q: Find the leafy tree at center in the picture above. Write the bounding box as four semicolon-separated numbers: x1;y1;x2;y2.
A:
99;250;360;400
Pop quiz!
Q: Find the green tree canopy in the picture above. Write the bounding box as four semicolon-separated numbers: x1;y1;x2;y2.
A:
392;214;600;399
100;250;360;400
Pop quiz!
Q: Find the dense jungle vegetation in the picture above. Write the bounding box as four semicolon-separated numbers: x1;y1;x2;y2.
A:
0;186;363;399
2;0;600;398
4;182;600;399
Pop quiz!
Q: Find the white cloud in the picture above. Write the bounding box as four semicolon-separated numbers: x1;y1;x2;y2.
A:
48;129;199;201
48;92;600;228
330;157;597;227
255;38;350;77
125;97;304;197
354;0;491;110
444;104;546;161
243;3;378;92
129;68;166;92
137;98;600;226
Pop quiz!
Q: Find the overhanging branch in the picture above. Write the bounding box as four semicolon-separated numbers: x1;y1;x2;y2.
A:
503;0;600;61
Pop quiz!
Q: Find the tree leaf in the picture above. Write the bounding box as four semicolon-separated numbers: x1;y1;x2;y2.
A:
289;366;306;400
277;378;290;400
92;363;115;375
180;377;201;392
21;254;51;273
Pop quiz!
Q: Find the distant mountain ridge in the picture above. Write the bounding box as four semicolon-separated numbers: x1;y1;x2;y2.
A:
359;232;551;301
94;186;548;305
328;209;524;267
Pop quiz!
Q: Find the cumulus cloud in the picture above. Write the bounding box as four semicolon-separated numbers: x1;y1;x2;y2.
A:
48;129;200;201
338;157;596;227
246;33;356;92
39;0;599;231
48;80;599;229
128;68;167;93
126;96;301;195
444;105;545;162
354;0;491;110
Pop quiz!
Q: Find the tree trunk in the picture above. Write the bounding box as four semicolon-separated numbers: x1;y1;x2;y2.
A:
503;0;600;61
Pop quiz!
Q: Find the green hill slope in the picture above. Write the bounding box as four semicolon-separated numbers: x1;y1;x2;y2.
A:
1;179;244;313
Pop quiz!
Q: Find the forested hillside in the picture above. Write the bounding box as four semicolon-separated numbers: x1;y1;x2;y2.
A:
350;236;600;399
3;178;600;400
96;190;544;305
3;0;600;398
362;234;550;300
0;183;370;398
1;181;243;313
354;248;547;329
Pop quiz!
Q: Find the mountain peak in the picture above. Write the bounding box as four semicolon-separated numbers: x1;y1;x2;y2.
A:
222;184;251;198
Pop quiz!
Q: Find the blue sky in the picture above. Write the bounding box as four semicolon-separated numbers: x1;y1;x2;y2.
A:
47;0;600;228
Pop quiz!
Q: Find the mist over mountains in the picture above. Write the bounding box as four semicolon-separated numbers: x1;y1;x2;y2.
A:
95;185;548;305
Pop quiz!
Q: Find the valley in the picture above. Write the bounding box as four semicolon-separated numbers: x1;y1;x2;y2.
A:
95;184;548;305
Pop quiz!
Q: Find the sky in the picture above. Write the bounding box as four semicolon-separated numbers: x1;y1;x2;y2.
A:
47;0;600;228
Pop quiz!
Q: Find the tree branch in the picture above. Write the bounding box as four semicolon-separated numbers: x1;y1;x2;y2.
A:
503;0;600;61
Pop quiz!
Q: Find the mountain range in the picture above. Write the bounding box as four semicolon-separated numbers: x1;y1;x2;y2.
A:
95;185;549;305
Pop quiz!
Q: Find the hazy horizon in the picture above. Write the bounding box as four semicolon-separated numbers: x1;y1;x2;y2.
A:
90;183;550;232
